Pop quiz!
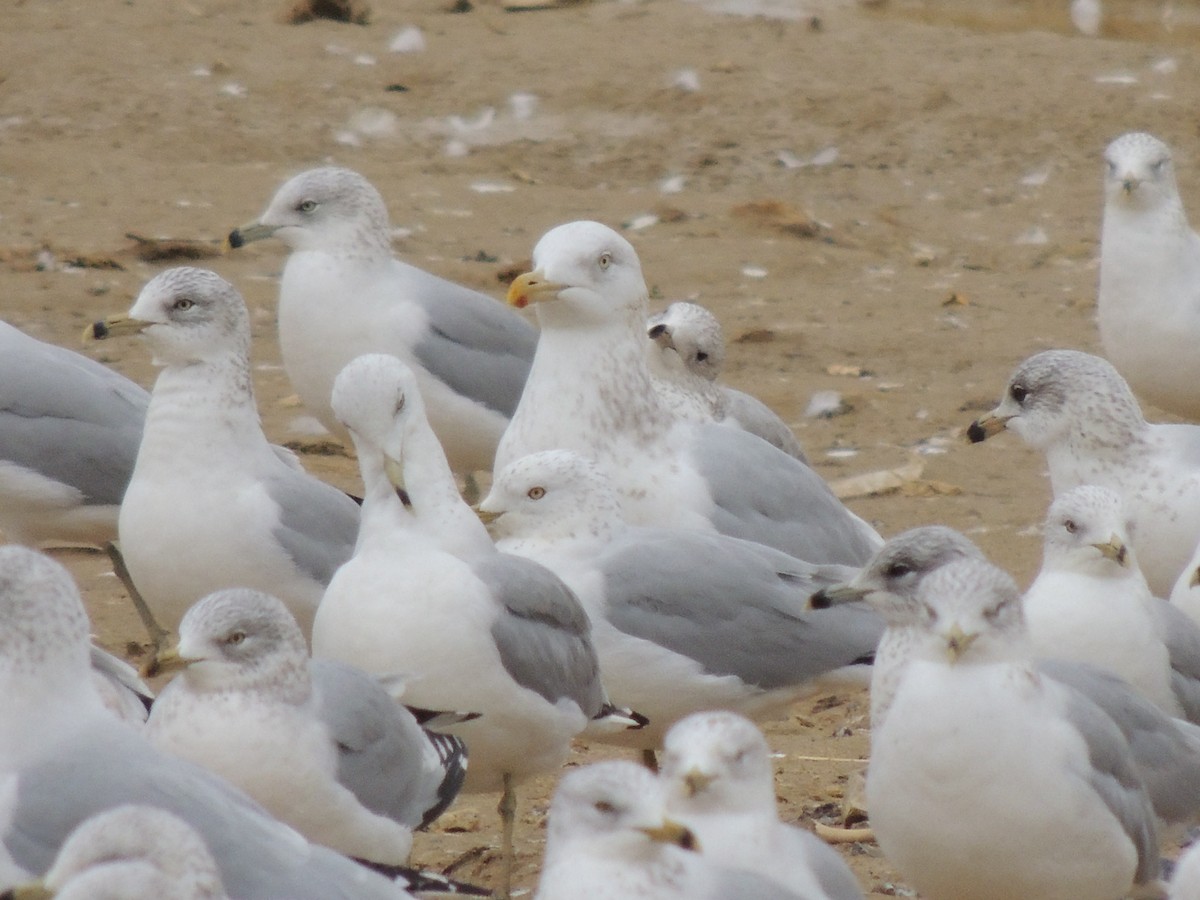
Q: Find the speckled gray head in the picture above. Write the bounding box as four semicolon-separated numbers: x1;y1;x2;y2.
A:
0;545;91;678
1103;132;1178;212
660;711;773;814
967;349;1144;452
646;302;726;381
331;353;422;451
1042;484;1133;571
228;167;391;257
908;557;1026;664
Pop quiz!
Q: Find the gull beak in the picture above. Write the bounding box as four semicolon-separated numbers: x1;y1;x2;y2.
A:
83;313;152;343
1120;174;1140;195
474;506;502;526
944;622;977;663
383;454;413;509
226;221;279;250
683;768;716;797
142;643;193;679
1093;535;1129;567
637;818;699;851
808;583;868;610
3;880;53;900
966;412;1011;443
506;270;568;309
647;323;675;350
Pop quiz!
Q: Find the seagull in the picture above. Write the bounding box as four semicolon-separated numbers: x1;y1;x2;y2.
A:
0;544;413;900
5;805;229;900
226;166;537;475
0;318;146;547
866;557;1163;900
313;353;620;898
646;301;807;461
813;526;1200;831
480;449;882;750
967;348;1200;596
1098;132;1200;418
497;220;880;566
1024;485;1200;722
90;267;361;641
536;760;807;900
148;588;467;864
660;711;865;900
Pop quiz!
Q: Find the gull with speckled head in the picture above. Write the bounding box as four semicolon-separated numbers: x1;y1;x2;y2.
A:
227;167;536;475
480;449;882;748
0;545;413;900
148;588;467;865
498;221;879;566
867;557;1162;900
646;301;807;461
536;761;807;900
660;711;864;900
1098;132;1200;418
967;348;1200;597
92;267;361;640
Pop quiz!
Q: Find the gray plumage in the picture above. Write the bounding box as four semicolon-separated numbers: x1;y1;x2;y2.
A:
267;473;363;588
1148;597;1200;724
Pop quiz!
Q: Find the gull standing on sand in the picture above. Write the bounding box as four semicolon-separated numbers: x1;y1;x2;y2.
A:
536;761;807;900
91;267;361;640
227;167;536;474
498;220;879;566
0;319;146;547
867;558;1162;900
148;588;467;864
1098;132;1200;418
480;449;881;748
1024;485;1200;722
812;526;1200;830
967;348;1200;596
313;354;620;897
5;805;229;900
645;301;807;461
660;711;864;900
0;545;412;900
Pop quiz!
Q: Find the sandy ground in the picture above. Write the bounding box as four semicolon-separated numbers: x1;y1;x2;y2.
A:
4;0;1200;894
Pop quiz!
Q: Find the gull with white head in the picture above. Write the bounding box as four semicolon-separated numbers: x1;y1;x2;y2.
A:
967;348;1200;596
227;167;536;475
646;301;807;461
480;449;881;750
866;557;1163;900
497;220;880;566
148;588;467;864
1098;132;1200;418
0;545;413;900
660;711;864;900
91;267;362;641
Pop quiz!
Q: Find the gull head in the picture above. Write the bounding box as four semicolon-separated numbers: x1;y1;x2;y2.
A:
546;761;698;862
661;711;775;815
155;589;309;698
1042;485;1135;575
38;805;226;900
94;268;251;369
969;350;1145;453
646;302;726;382
810;526;983;623
910;558;1026;666
1103;132;1178;211
228;166;391;257
479;449;622;544
0;546;91;680
507;221;648;325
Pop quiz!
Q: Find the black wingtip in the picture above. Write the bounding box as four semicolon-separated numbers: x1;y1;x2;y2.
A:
227;229;245;249
966;420;987;443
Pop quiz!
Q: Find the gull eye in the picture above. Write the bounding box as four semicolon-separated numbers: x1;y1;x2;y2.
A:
648;324;667;339
1010;384;1028;403
594;800;617;814
883;561;912;579
1152;158;1168;175
527;486;546;500
1063;519;1078;534
598;252;613;270
173;297;194;311
395;394;406;416
224;630;246;646
695;351;708;362
1106;160;1117;177
298;199;318;213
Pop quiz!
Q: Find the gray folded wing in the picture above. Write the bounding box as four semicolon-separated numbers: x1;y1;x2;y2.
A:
1146;596;1200;724
721;387;808;463
311;658;466;830
474;552;605;716
0;321;147;505
691;424;880;566
6;718;408;900
406;263;537;418
600;528;882;689
267;470;361;586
